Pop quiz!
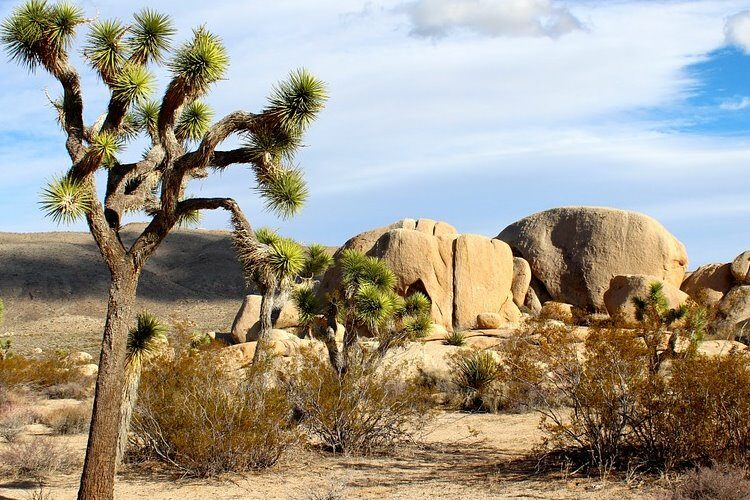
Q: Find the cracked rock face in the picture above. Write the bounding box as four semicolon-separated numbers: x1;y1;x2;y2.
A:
319;218;519;331
497;206;688;312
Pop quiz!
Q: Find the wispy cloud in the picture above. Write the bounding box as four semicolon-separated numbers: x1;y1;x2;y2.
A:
725;10;750;53
719;96;750;110
396;0;582;39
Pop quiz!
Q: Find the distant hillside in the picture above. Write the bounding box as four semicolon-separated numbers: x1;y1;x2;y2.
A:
0;224;250;354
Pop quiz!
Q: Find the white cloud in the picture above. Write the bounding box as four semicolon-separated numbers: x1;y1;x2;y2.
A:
720;96;750;110
3;0;750;265
725;10;750;52
397;0;582;39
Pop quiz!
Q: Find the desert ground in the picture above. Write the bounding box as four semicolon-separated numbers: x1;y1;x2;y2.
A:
0;401;667;500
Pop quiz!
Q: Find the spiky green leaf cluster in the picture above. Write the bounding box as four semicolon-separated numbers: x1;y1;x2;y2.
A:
300;244;332;279
267;238;305;281
84;19;127;79
293;285;322;326
245;121;302;162
127;9;174;65
90;130;122;166
1;0;85;72
633;281;687;327
126;311;167;367
39;175;93;224
453;351;501;392
175;100;213;142
267;68;327;133
402;292;431;317
257;167;308;219
354;282;399;330
0;297;4;327
401;313;432;339
177;208;201;228
255;227;281;245
132;100;159;136
169;26;228;94
111;63;154;104
340;250;396;298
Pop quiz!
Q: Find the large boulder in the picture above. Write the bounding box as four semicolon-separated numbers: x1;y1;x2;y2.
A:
453;234;517;330
715;286;750;339
230;295;300;344
603;275;689;324
731;251;750;285
511;257;532;308
680;263;734;307
319;219;516;331
371;228;455;329
497;207;688;311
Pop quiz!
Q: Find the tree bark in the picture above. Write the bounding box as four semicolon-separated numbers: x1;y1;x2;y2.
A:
78;266;139;500
116;364;141;469
253;284;276;364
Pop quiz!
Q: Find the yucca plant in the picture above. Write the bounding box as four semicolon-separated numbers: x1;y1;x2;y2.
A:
632;281;695;374
451;350;502;411
116;312;166;468
0;3;327;498
294;249;432;374
444;330;466;347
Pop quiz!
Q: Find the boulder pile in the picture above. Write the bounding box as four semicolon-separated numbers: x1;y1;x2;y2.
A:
319;218;523;331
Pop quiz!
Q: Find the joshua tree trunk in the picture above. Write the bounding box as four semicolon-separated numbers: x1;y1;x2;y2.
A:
253;284;277;364
79;265;140;500
116;364;141;468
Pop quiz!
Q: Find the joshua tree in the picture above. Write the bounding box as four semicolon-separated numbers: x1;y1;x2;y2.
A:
632;281;708;373
0;2;326;498
241;227;332;362
294;249;432;374
116;311;166;468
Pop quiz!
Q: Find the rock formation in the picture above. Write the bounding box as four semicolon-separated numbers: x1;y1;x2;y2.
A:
497;207;688;311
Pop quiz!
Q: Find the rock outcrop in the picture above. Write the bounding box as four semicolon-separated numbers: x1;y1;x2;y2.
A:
680;263;734;307
319;219;519;331
497;207;688;311
230;295;300;344
731;251;750;285
715;286;750;338
511;257;532;309
603;275;689;324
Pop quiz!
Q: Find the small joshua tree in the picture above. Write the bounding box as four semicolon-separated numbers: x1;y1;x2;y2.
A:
294;249;432;374
1;3;327;498
243;228;332;362
632;281;706;373
116;312;166;468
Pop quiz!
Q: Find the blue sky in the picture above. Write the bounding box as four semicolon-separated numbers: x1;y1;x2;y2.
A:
2;0;750;268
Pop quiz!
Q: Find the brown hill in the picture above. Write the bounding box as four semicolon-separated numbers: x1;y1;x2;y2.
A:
0;224;250;355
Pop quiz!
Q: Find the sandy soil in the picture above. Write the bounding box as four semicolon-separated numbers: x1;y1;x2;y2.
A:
0;403;667;500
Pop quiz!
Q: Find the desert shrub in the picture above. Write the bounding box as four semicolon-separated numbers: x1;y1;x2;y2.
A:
668;465;750;500
0;353;92;396
285;348;433;455
130;350;297;477
443;330;466;346
43;381;92;400
0;437;79;480
0;409;31;443
450;350;503;412
503;315;750;473
42;403;91;435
